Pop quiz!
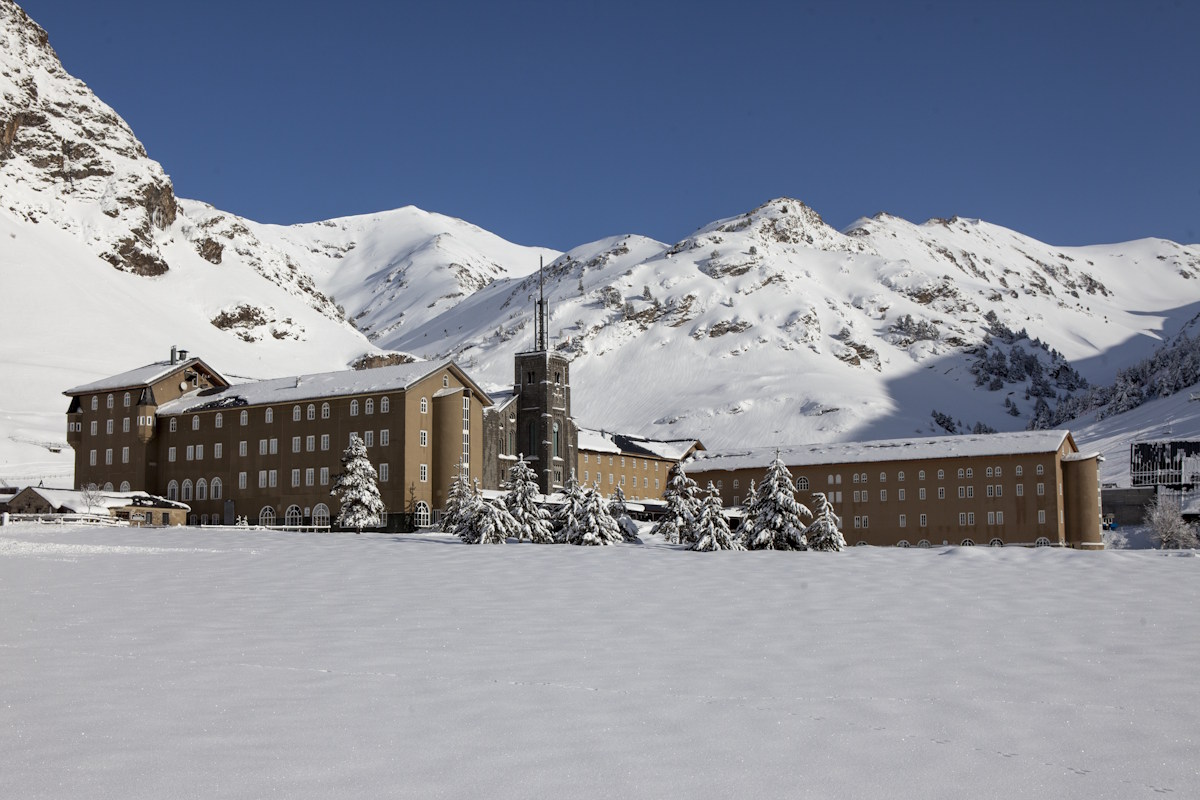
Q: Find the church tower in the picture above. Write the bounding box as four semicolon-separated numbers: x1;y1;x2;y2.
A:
513;259;578;494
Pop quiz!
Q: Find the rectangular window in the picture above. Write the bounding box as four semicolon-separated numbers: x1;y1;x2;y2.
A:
365;430;374;448
898;488;905;501
214;443;223;459
122;418;130;433
381;429;389;447
919;513;927;527
937;487;945;500
862;516;869;528
988;511;995;525
259;439;268;456
106;419;113;435
90;420;98;436
854;516;861;529
899;514;906;528
320;467;329;486
584;454;589;464
121;446;129;463
268;470;277;488
1037;483;1045;496
958;486;965;499
258;470;267;488
966;486;974;498
89;449;97;466
986;485;994;498
420;430;428;447
380;463;389;482
880;489;887;502
583;470;589;482
995;485;1002;497
1038;509;1046;524
967;512;975;525
306;435;315;452
959;512;967;525
655;479;660;490
238;472;247;490
918;487;926;501
196;444;204;460
419;464;428;482
996;511;1004;525
321;434;330;451
291;469;300;488
186;445;195;461
292;436;301;453
609;473;614;485
239;441;247;457
1016;484;1023;496
168;447;177;462
305;468;314;486
269;438;278;455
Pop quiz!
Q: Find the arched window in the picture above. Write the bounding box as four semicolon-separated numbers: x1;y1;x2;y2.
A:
957;468;965;478
123;392;131;407
196;479;207;501
264;407;273;424
259;506;276;526
986;467;994;478
307;404;315;420
443;376;449;388
414;501;430;528
215;412;223;428
293;405;302;421
169;418;177;432
350;399;359;416
321;402;330;419
285;505;303;526
937;469;945;480
897;471;905;482
960;539;976;546
419;398;428;414
796;476;810;490
181;480;193;501
896;540;910;548
854;541;868;547
380;397;389;413
240;410;248;426
91;396;98;411
107;394;114;409
119;481;131;492
1035;537;1051;547
211;477;222;500
553;422;560;457
312;503;330;527
1036;464;1045;476
365;399;374;415
853;473;860;484
916;539;931;548
167;480;179;500
988;538;1004;547
879;471;886;482
192;415;199;431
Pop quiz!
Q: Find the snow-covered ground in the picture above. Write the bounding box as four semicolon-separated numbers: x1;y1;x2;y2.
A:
3;523;1197;799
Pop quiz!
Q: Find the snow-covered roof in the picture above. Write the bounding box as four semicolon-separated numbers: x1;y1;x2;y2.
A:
22;488;189;514
577;427;705;462
1063;451;1104;462
64;358;216;395
693;430;1074;472
156;360;490;415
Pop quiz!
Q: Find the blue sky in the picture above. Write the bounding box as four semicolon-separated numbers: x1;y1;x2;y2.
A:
18;0;1200;250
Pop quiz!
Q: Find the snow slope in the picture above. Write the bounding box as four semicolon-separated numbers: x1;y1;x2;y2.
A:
3;523;1198;799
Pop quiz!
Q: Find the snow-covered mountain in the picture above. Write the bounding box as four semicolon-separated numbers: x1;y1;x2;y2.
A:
3;0;1200;490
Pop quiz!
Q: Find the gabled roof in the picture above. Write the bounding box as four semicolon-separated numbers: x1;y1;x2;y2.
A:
16;487;189;514
577;427;706;462
692;430;1076;472
156;359;491;415
64;358;228;396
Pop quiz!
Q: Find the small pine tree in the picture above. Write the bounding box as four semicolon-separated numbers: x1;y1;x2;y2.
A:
504;454;554;543
608;485;641;543
744;454;811;550
804;492;846;551
692;483;743;551
736;479;757;544
552;470;584;542
561;483;622;546
1146;492;1200;550
651;461;701;544
454;479;485;543
330;433;385;533
439;461;469;532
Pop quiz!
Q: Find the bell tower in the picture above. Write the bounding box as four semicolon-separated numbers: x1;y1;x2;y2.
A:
514;258;577;494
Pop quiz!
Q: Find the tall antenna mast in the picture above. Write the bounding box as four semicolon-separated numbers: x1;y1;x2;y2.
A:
536;256;548;351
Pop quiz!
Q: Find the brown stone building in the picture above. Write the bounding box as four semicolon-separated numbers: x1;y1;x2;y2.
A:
689;430;1103;548
576;429;704;501
65;349;491;528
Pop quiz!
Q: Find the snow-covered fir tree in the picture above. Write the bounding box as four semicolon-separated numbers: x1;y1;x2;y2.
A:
735;479;757;544
551;470;584;543
458;481;518;545
1146;492;1200;550
439;461;469;533
330;433;385;533
560;483;622;546
743;454;811;551
608;485;641;543
691;483;743;551
650;461;701;544
504;454;554;543
803;492;846;552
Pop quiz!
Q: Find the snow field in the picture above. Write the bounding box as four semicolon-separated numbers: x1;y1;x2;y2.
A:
3;524;1198;799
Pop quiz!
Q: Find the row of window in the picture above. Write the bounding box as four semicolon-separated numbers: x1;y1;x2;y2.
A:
164;429;413;464
845;464;1043;484
187;502;437;529
889;537;1055;548
166;461;428;501
581;453;662;471
161;395;413;433
89;447;131;466
853;510;1049;529
580;471;661;492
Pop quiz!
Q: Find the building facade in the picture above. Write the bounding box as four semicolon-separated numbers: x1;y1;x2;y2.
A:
689;430;1103;548
65;351;491;528
576;429;704;502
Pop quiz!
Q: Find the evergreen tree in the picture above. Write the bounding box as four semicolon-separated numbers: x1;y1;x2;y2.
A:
608;485;641;543
735;479;757;544
650;461;701;544
744;454;812;551
804;492;846;551
691;483;743;551
1146;492;1200;550
551;470;584;542
560;483;622;545
504;454;554;543
453;479;485;543
330;433;385;533
439;461;469;532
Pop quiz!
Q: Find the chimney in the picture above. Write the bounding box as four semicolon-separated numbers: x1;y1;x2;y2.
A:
170;346;178;365
179;349;189;362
